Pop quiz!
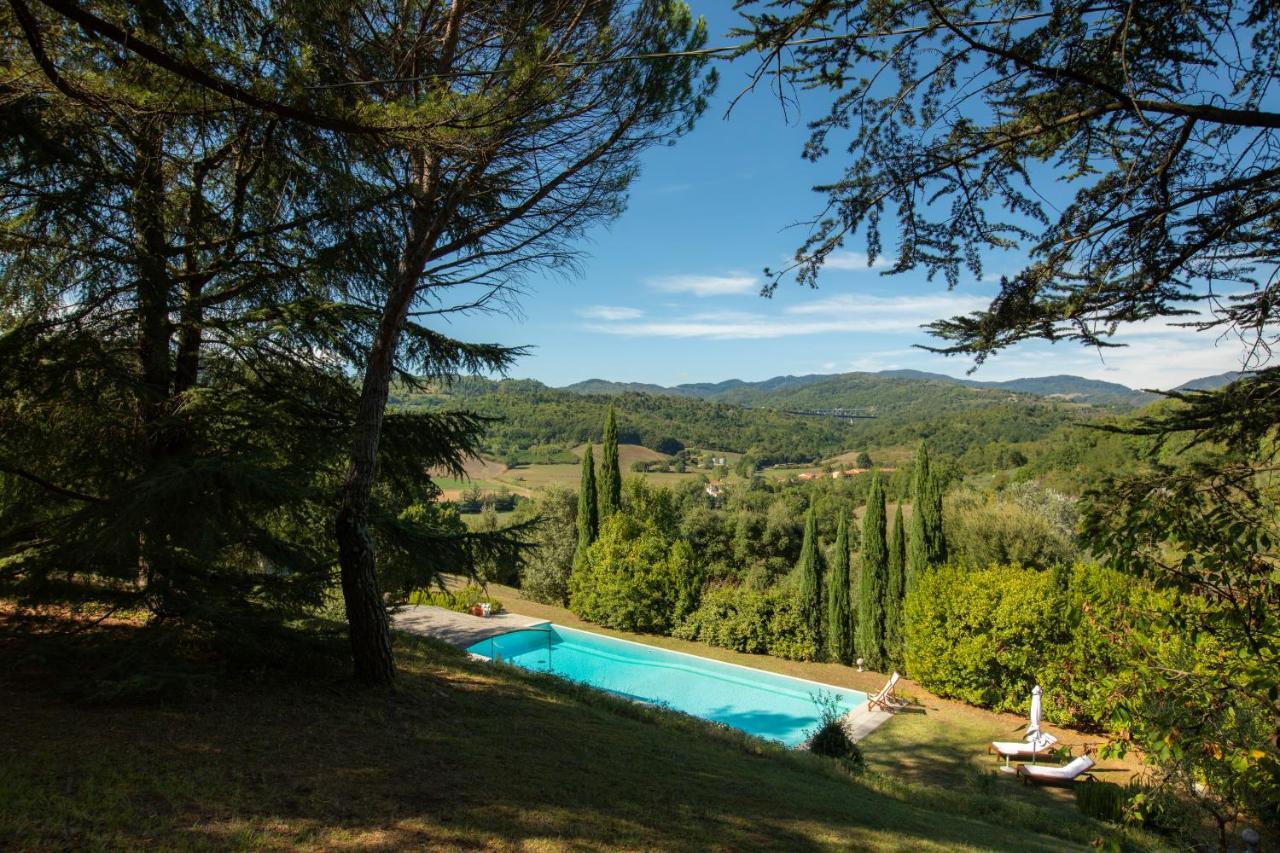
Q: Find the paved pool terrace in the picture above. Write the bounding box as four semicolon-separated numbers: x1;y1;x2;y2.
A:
392;604;891;745
392;604;549;647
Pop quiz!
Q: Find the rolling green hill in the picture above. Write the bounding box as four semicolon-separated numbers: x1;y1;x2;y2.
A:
560;369;1217;408
392;375;1111;466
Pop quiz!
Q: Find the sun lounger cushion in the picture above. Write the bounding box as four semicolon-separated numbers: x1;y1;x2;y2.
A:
1019;754;1094;780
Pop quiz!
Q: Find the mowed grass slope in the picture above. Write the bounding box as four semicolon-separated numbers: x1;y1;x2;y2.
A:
0;609;1137;852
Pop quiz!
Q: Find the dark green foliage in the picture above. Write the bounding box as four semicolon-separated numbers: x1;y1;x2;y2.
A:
576;445;599;560
795;508;823;653
855;451;872;468
944;485;1079;570
518;488;578;606
600;406;622;519
902;562;1169;726
673;584;821;661
904;565;1060;712
654;437;685;455
857;471;887;669
807;691;864;770
568;513;698;634
826;516;853;664
883;504;907;668
1075;782;1128;824
392;375;1096;467
906;445;945;590
741;3;1280;368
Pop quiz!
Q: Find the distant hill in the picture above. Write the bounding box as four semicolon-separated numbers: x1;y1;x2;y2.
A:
1173;371;1252;392
394;371;1109;467
559;369;1243;408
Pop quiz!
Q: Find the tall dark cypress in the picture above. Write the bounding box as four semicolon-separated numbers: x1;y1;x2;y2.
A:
575;444;599;563
826;515;853;664
858;470;888;670
907;444;945;593
884;503;907;668
599;405;622;519
796;507;823;654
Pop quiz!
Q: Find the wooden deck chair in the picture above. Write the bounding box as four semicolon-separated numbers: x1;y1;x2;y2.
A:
867;671;908;711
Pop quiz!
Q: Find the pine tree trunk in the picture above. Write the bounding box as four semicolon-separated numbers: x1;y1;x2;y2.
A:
335;152;440;685
335;279;417;686
132;116;176;609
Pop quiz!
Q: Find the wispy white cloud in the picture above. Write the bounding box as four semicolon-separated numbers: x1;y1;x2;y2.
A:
821;251;893;271
975;326;1256;391
784;293;989;318
577;305;644;321
647;273;759;297
581;292;989;340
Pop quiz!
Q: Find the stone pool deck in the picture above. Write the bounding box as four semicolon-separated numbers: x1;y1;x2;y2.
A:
392;604;549;648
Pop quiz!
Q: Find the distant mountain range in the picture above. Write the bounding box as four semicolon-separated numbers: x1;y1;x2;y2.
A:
562;369;1249;408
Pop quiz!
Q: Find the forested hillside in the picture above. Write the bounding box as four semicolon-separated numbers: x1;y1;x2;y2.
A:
393;375;1107;466
562;369;1181;407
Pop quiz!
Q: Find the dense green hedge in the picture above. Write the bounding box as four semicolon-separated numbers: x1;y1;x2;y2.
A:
903;562;1149;728
672;583;820;661
568;514;700;633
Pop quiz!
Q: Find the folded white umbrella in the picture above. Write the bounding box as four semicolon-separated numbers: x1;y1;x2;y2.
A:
1027;685;1043;739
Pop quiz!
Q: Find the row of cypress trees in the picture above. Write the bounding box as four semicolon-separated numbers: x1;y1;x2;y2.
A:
575;406;623;567
804;444;947;673
572;418;944;675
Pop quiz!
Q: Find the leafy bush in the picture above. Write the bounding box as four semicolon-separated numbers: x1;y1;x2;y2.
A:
1076;780;1128;823
807;691;864;770
408;585;503;614
517;488;577;606
903;562;1159;730
568;513;700;633
943;487;1079;570
904;564;1063;713
674;583;820;661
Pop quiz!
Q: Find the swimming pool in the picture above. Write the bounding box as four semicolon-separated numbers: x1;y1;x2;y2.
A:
466;625;866;746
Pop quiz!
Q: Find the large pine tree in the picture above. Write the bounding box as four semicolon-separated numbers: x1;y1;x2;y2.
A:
826;515;853;664
857;471;888;671
796;507;823;653
599;405;623;519
907;444;946;594
883;504;907;668
575;445;599;565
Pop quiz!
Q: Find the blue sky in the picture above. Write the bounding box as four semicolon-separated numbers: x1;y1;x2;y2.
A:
438;3;1256;392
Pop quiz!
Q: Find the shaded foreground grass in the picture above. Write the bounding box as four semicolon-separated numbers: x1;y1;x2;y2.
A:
0;609;1153;851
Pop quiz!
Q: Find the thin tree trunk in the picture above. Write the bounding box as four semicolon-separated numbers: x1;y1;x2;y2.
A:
132;117;175;608
334;0;466;686
335;166;440;685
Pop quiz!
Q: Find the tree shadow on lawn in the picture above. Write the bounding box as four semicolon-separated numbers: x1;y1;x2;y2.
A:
0;618;1087;852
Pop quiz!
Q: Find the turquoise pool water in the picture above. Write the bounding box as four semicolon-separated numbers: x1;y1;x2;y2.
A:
466;625;866;746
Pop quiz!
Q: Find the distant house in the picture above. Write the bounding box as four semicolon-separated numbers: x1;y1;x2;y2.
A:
705;484;724;498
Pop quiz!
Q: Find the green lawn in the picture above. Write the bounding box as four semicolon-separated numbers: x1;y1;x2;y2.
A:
0;606;1159;851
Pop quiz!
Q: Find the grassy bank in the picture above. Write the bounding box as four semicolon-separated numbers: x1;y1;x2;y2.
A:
0;605;1155;851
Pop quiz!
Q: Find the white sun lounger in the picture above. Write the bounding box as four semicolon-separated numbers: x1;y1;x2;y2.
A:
989;733;1059;762
867;671;909;711
1016;754;1097;786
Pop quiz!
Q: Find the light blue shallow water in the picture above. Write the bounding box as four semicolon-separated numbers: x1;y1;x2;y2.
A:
466;625;866;746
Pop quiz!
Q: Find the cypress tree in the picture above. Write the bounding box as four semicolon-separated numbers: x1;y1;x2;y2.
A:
575;445;599;563
884;504;907;667
857;471;888;671
599;405;622;519
907;444;946;593
796;508;824;654
826;515;853;664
